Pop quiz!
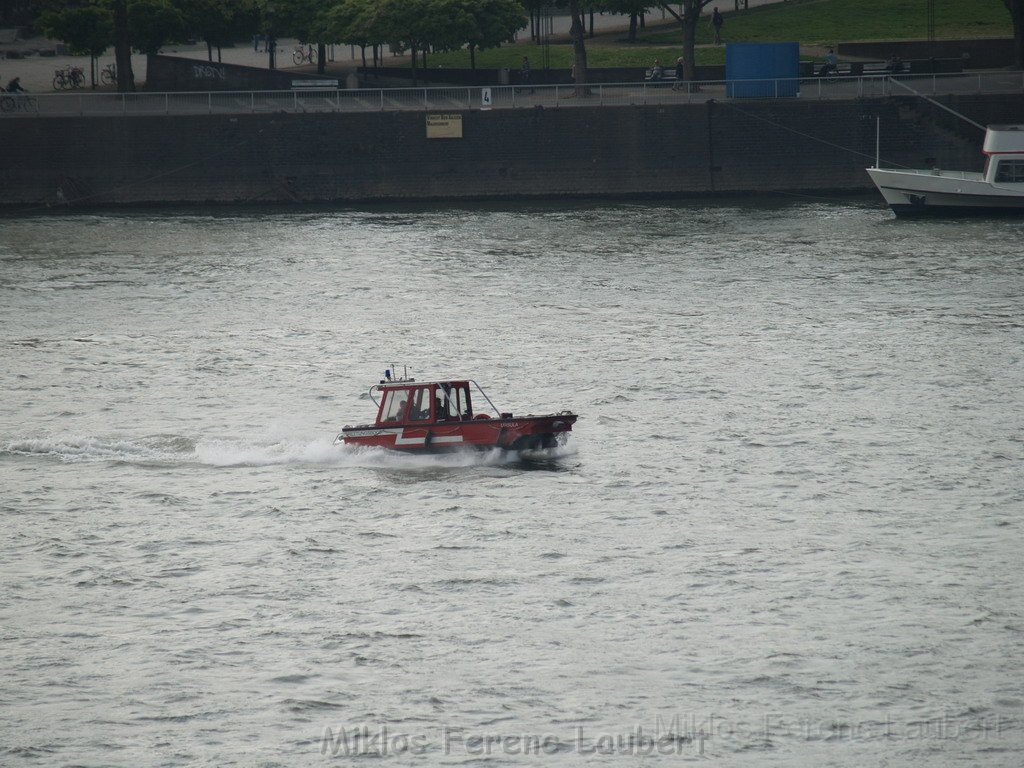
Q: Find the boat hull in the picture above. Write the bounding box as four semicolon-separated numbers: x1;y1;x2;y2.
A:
867;168;1024;217
339;413;577;453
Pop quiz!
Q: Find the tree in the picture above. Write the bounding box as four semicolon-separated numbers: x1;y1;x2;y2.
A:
179;0;258;62
600;0;651;44
568;0;587;95
37;4;112;87
322;0;376;67
109;0;136;91
1004;0;1024;69
652;0;714;82
437;0;526;69
128;0;185;55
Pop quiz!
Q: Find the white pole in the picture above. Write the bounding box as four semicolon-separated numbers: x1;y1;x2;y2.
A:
875;116;880;169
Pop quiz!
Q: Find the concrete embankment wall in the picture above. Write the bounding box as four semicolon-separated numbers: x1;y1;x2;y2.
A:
3;94;1022;208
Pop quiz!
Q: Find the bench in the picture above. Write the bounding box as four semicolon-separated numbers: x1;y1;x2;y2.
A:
291;79;338;90
644;68;678;82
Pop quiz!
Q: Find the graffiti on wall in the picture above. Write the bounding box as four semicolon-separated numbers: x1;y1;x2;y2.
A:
192;64;226;81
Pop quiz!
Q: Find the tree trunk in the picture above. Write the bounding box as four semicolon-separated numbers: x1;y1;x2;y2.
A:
318;42;326;74
217;47;222;63
682;11;698;81
470;44;476;70
112;0;135;92
628;13;637;43
206;41;212;61
411;44;418;86
589;7;594;38
569;0;588;96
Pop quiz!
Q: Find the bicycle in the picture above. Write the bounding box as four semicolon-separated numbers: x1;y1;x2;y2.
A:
293;44;316;65
53;65;86;91
0;93;38;113
100;62;117;86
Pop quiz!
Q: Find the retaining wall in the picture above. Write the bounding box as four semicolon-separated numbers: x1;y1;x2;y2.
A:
2;94;1022;208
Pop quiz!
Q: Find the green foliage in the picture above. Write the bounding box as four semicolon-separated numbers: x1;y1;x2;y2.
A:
268;0;328;41
127;0;185;54
38;4;113;57
177;0;258;48
321;0;525;52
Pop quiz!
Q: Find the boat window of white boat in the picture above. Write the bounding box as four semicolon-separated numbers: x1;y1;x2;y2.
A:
409;386;432;421
995;159;1024;183
379;389;408;422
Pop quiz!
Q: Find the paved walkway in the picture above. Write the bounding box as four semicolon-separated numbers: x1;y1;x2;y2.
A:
1;1;788;93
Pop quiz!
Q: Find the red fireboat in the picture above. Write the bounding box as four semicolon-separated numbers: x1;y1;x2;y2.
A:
336;370;578;453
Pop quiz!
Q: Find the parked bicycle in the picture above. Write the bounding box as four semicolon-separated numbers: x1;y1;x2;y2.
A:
53;65;86;91
100;62;117;86
293;44;316;65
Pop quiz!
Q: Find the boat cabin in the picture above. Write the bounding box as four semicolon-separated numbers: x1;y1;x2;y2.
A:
982;125;1024;184
373;380;494;425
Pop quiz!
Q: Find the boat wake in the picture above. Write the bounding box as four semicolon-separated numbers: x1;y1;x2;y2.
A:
1;433;577;469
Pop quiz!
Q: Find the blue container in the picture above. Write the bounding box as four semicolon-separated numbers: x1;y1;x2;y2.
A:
726;42;799;98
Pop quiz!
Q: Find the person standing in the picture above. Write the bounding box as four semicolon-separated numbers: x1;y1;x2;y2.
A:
672;56;685;90
520;56;533;94
712;7;724;46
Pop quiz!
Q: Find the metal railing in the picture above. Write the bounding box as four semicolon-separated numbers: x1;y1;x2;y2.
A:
2;71;1022;118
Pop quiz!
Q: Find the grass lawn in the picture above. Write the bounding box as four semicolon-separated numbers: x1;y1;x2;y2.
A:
424;0;1012;70
639;0;1012;47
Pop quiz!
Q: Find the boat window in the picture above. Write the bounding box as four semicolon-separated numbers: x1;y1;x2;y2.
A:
436;384;454;421
455;384;472;418
379;389;408;422
409;387;432;421
995;159;1024;183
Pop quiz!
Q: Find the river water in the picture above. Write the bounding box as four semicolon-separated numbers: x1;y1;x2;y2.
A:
1;199;1022;766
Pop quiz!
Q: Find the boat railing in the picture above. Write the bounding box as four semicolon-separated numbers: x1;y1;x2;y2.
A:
891;169;984;180
469;380;502;418
2;71;1021;119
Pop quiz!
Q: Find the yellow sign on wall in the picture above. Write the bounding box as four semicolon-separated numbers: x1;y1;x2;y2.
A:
426;113;463;139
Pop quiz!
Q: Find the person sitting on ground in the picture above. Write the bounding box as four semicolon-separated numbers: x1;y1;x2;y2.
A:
651;59;664;81
6;77;26;93
820;48;838;77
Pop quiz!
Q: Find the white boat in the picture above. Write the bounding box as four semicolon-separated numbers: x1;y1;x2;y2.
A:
867;124;1024;216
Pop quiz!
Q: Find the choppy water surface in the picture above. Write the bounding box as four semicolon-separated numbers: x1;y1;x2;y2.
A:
2;199;1022;766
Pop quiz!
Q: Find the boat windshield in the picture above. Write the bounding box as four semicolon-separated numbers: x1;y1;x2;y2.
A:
379;389;409;422
409;386;432;421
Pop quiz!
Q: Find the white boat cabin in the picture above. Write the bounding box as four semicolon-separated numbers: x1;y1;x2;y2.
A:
982;125;1024;184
